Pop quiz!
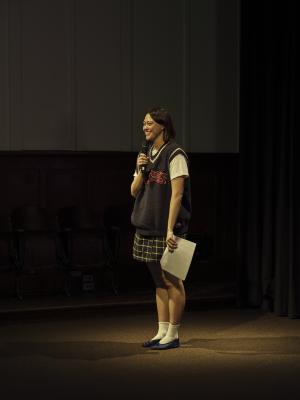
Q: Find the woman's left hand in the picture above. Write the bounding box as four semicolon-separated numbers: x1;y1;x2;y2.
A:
166;230;178;252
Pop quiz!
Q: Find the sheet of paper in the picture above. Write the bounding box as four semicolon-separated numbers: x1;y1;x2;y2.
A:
160;236;196;280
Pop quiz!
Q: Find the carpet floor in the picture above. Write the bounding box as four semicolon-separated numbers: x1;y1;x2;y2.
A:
1;305;300;399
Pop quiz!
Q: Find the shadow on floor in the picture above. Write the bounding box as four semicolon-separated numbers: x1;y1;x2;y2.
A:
1;335;300;361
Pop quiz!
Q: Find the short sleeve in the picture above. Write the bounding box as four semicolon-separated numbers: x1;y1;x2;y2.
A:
169;154;189;180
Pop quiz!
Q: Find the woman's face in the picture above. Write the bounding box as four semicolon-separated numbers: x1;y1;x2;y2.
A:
143;114;164;142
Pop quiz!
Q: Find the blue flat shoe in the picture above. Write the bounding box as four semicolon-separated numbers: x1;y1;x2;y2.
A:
150;338;180;350
142;339;161;348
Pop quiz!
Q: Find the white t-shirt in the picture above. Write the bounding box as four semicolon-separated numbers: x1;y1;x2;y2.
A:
134;150;189;180
169;153;189;180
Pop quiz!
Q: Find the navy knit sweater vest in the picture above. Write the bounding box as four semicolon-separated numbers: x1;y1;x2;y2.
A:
131;140;191;236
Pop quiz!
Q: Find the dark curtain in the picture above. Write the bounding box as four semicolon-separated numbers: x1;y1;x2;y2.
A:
237;1;299;317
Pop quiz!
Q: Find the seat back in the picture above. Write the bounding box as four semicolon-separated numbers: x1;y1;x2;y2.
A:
58;206;107;267
11;205;59;271
0;215;13;234
0;215;15;269
11;205;56;232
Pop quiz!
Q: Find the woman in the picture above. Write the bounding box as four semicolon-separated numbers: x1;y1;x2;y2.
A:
131;107;191;350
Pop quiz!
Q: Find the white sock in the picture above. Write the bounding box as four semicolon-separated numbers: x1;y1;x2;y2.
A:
159;323;180;344
151;322;169;341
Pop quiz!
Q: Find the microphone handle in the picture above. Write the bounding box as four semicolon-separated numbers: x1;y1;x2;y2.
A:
140;142;149;174
141;162;147;173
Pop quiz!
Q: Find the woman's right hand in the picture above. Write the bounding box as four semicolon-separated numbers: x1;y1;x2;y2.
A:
137;154;150;169
131;154;149;197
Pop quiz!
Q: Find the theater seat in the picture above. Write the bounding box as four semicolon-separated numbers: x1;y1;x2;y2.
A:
58;206;118;295
0;214;20;299
11;205;69;299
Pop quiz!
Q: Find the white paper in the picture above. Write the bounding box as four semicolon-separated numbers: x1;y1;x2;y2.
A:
160;236;196;280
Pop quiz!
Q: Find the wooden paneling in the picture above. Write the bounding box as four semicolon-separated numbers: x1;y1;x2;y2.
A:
43;169;87;211
20;0;73;150
76;0;123;150
7;0;23;149
190;0;239;152
0;168;40;212
0;0;9;150
0;0;239;152
132;0;184;148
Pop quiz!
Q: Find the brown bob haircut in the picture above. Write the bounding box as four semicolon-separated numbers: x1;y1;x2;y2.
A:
147;106;176;142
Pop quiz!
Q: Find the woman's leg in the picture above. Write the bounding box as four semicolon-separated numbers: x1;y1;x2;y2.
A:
147;263;186;325
146;265;186;347
164;271;186;325
147;262;169;322
154;271;185;345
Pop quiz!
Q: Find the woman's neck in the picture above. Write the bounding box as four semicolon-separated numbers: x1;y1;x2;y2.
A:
153;134;165;150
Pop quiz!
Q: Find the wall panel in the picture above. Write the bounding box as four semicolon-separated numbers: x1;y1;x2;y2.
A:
76;0;122;150
0;0;239;152
44;169;87;211
20;0;73;149
0;0;9;150
0;169;40;212
132;0;184;149
190;0;239;152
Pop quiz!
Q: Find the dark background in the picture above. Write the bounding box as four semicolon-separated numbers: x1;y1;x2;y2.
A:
0;0;239;296
0;151;238;294
0;0;299;317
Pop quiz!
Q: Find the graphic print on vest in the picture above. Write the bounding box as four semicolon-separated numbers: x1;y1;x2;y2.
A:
146;170;168;185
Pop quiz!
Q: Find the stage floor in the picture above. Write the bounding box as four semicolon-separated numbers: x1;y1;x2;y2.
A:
1;305;300;399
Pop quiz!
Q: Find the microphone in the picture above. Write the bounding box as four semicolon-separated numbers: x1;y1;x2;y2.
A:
140;140;150;174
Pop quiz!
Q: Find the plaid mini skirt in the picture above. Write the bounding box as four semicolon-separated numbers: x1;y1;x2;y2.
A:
133;232;186;263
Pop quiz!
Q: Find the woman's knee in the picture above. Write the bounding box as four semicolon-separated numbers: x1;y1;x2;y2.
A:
147;263;169;289
164;271;184;290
